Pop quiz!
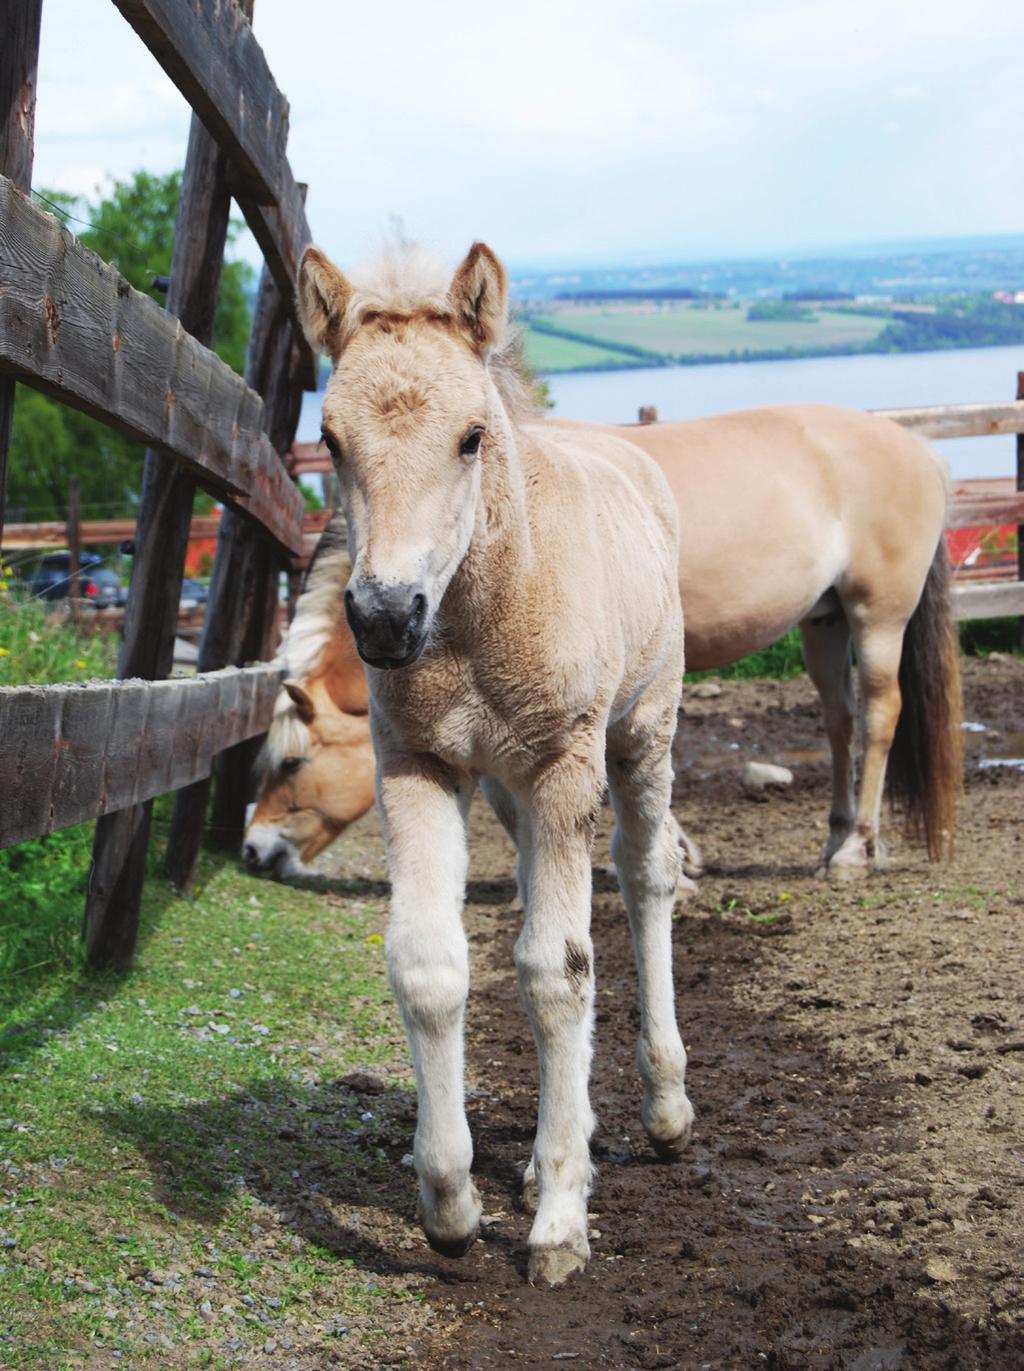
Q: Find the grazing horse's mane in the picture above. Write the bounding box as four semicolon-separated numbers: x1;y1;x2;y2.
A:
343;241;537;422
257;516;350;773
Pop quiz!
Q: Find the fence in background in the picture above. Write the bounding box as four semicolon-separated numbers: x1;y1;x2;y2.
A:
0;0;318;968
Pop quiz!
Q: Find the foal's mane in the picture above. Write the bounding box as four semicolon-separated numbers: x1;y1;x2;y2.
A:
345;242;537;422
257;517;350;773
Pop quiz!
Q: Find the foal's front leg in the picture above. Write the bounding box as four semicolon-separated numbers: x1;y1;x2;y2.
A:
515;752;602;1286
378;748;481;1255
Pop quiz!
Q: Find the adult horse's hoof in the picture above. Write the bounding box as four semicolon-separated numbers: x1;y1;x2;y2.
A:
528;1242;589;1287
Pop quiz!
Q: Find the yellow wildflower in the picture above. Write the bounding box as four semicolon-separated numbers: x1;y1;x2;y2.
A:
0;647;9;657
75;659;88;669
0;581;8;593
365;933;384;946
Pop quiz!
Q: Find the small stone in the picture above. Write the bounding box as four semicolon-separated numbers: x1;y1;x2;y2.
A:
689;681;722;699
923;1255;958;1283
264;1338;278;1353
741;761;793;794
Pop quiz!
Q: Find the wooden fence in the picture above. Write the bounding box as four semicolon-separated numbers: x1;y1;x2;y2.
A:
0;0;318;967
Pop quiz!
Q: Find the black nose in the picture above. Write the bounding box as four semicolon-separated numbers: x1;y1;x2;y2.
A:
242;843;260;868
345;580;427;668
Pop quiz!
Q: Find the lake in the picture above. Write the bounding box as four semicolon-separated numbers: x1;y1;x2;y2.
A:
299;343;1024;481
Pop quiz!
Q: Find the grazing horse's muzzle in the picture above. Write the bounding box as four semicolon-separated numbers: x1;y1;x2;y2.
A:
345;579;428;669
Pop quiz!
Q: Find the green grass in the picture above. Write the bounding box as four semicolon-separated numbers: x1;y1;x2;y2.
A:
523;328;646;373
529;303;887;365
0;839;421;1368
0;595;117;687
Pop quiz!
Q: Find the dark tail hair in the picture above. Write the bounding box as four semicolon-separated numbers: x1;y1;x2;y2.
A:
887;539;963;859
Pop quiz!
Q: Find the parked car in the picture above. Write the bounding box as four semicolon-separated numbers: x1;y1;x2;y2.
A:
25;552;122;608
178;577;210;609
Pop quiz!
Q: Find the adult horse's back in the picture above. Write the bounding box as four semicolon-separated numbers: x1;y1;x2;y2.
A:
613;405;962;873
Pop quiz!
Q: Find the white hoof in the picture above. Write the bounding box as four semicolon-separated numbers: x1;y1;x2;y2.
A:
528;1239;589;1286
643;1090;694;1160
419;1179;482;1258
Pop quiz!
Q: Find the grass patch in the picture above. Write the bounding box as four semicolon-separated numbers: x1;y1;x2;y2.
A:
522;327;646;373
0;840;425;1367
686;628;806;683
529;303;886;363
0;596;117;687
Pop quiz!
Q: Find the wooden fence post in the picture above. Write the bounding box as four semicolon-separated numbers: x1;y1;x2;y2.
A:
0;0;43;544
67;475;80;618
84;110;235;968
165;265;304;890
1017;371;1024;651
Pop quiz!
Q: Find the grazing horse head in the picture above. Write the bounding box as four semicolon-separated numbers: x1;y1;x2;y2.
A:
297;240;523;670
243;531;376;878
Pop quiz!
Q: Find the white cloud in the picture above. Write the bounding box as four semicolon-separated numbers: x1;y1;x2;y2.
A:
27;0;1024;268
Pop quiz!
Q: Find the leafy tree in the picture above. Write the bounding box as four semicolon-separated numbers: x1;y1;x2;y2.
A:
7;171;253;523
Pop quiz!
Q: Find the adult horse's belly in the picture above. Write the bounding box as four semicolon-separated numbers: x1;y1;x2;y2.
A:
565;409;854;673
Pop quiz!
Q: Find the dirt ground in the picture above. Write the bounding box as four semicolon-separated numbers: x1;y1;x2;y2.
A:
315;656;1023;1371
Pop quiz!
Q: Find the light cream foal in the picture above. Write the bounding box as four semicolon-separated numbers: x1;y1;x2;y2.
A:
297;241;692;1285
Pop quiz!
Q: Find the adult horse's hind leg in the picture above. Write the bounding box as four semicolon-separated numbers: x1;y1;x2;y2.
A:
828;616;905;879
608;699;694;1160
378;748;482;1256
799;612;856;869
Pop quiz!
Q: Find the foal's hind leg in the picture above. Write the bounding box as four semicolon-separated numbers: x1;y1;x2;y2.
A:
799;613;856;869
828;617;905;879
608;704;694;1160
516;748;603;1285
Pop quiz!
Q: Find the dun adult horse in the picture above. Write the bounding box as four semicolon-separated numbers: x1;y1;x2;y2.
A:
296;240;693;1284
247;411;960;880
243;526;374;878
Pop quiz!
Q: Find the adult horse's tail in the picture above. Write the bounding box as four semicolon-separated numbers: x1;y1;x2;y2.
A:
886;540;963;859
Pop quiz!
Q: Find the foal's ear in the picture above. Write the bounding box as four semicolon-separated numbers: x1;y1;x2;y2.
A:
284;681;316;724
297;246;353;358
449;242;508;355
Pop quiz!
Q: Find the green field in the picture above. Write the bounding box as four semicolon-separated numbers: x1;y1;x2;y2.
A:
525;302;888;372
522;328;648;373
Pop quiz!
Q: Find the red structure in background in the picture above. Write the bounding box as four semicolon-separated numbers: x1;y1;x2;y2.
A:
184;506;220;576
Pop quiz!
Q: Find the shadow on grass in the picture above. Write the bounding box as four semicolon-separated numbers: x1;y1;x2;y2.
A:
96;1067;518;1284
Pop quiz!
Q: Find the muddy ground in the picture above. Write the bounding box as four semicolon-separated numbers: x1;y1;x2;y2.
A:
311;656;1023;1371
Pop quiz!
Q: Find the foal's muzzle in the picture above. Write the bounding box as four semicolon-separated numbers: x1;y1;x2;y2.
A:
344;580;428;669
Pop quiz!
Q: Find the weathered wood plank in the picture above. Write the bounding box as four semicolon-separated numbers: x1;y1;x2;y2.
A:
0;174;305;555
85;109;237;968
236;175;319;390
953;580;1024;621
948;491;1024;530
0;0;43;543
110;0;288;206
0;665;283;848
875;400;1024;440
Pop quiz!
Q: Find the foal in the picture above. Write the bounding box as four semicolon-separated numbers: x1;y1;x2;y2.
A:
296;240;691;1284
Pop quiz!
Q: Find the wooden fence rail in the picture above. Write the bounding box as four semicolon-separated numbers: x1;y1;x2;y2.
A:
0;176;305;555
0;664;281;849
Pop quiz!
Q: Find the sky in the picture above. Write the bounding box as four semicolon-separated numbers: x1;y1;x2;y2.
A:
30;0;1024;274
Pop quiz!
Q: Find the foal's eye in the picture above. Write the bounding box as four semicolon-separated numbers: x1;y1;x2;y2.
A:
459;426;485;459
281;756;305;775
320;429;341;461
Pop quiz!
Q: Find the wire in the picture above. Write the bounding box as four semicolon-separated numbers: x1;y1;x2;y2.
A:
30;189;159;271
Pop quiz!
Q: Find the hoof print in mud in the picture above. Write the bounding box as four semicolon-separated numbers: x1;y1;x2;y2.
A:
528;1244;590;1287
